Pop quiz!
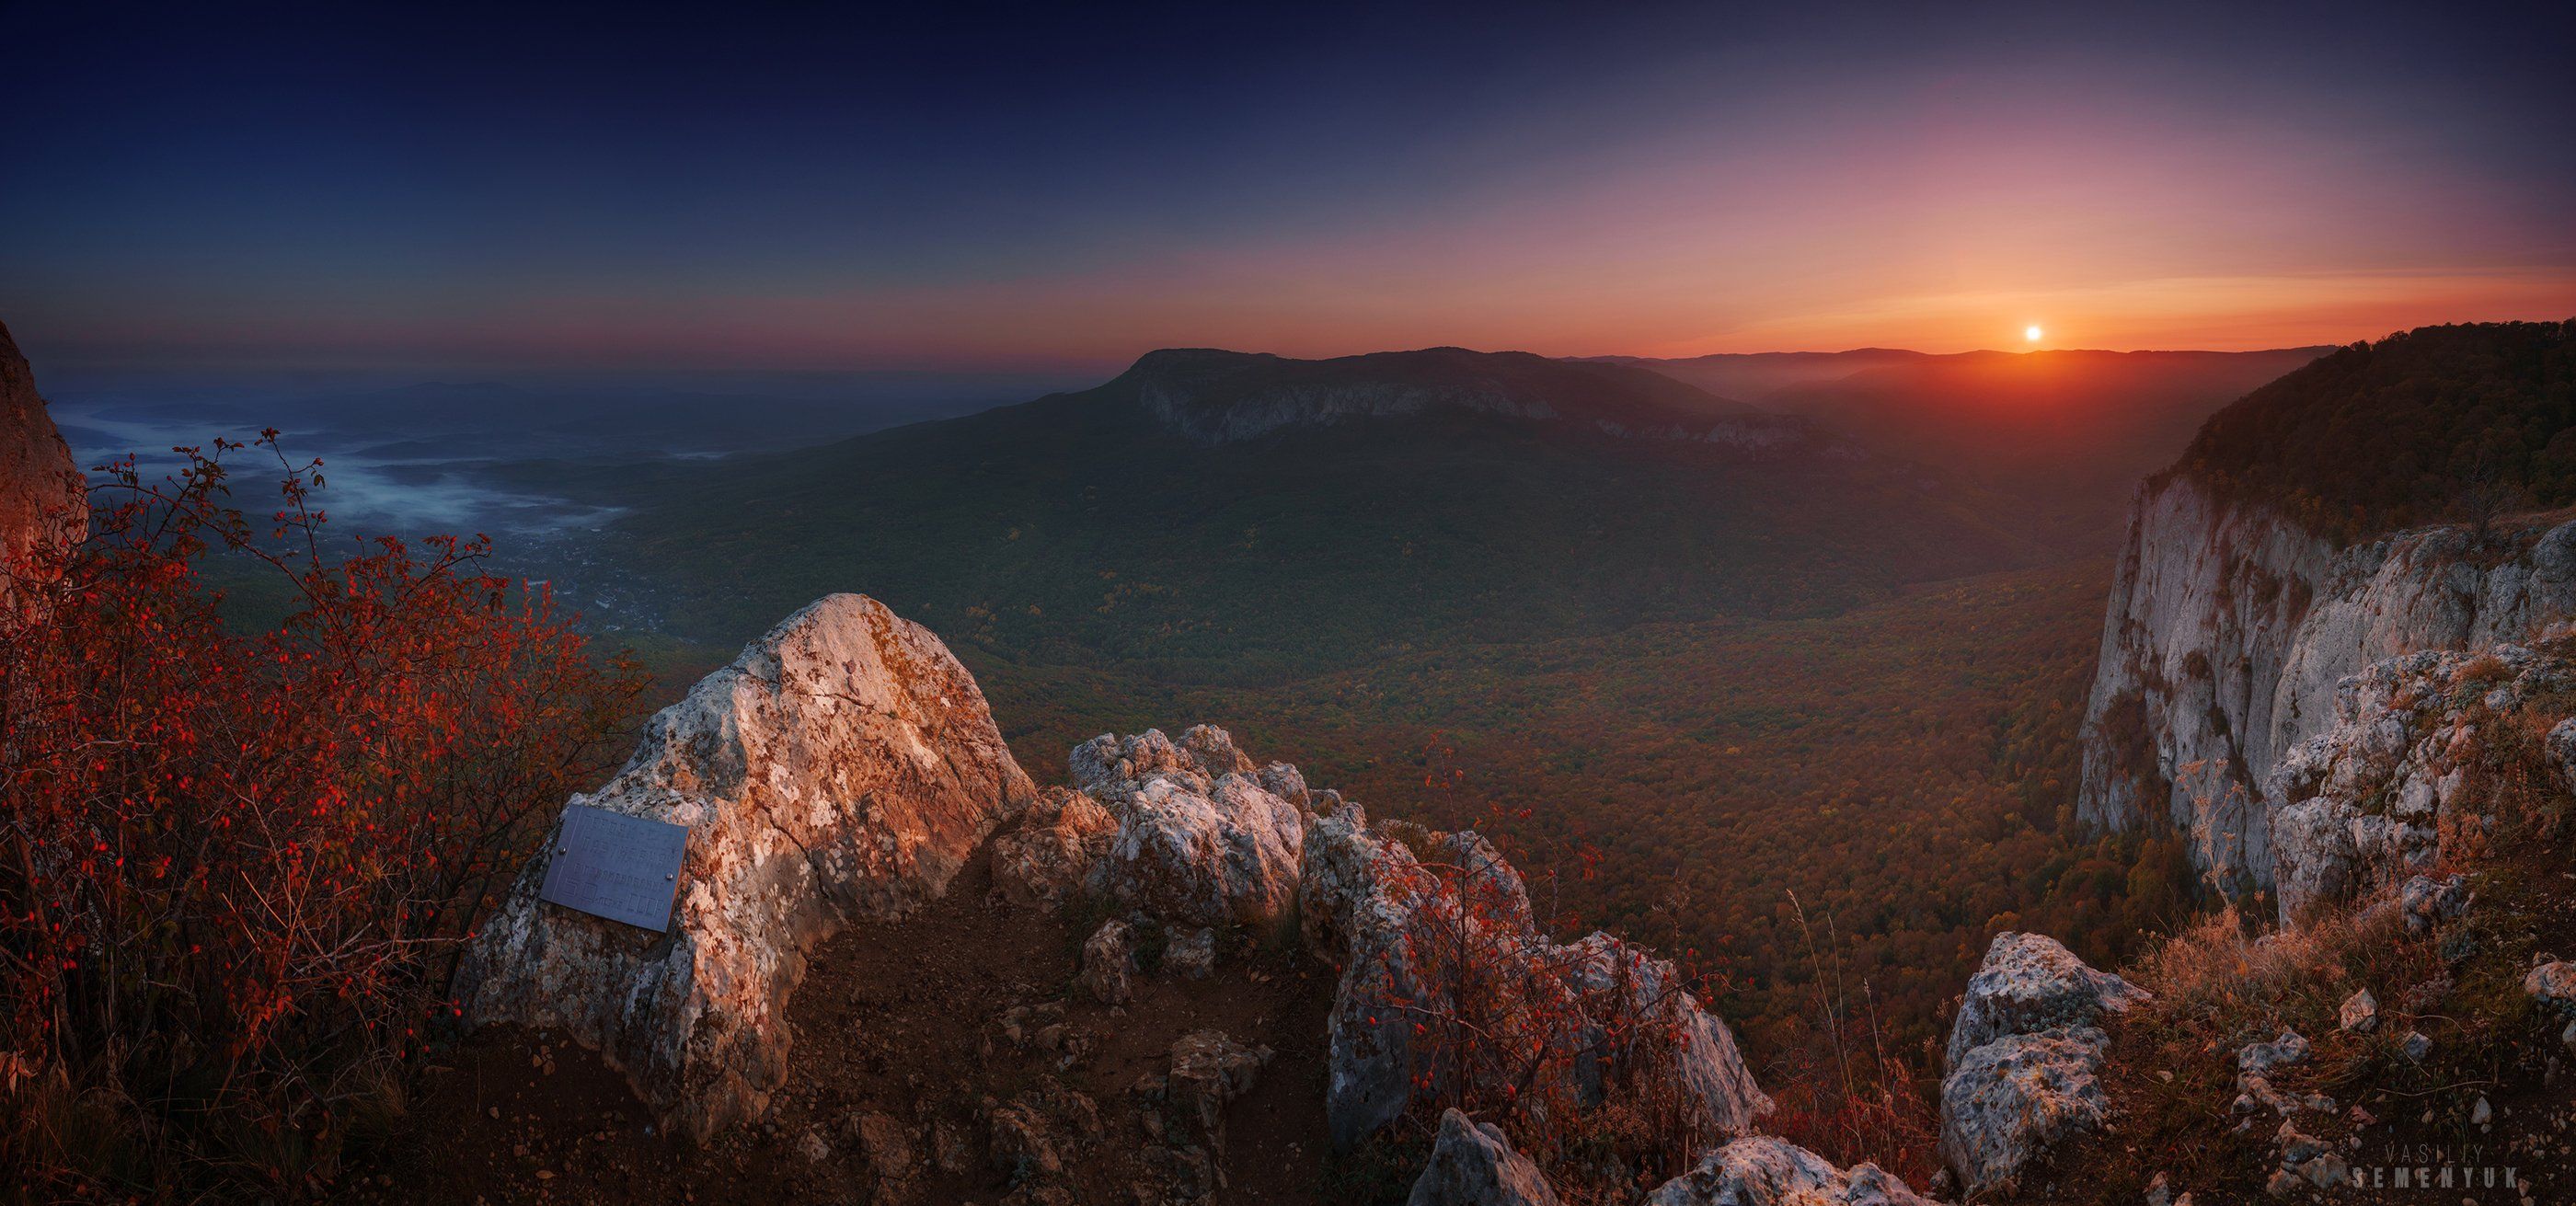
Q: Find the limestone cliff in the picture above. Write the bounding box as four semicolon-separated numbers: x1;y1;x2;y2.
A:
2076;471;2576;893
0;319;85;601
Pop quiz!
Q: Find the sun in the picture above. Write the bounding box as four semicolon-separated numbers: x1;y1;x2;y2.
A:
2023;325;2044;343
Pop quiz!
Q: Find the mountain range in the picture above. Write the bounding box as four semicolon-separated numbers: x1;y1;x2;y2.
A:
545;346;2044;675
544;342;2333;674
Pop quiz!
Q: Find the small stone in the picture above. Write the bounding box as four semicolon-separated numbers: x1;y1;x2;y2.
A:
1166;927;1217;980
1078;919;1137;1005
2145;1170;2173;1206
2401;1030;2433;1062
2527;961;2576;1014
2340;988;2378;1033
2472;1097;2493;1125
2238;1030;2309;1075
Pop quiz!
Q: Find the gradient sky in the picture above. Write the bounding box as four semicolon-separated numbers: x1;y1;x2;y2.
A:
4;0;2572;373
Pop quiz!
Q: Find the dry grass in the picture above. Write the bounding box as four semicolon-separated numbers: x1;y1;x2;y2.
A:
2131;888;2442;1049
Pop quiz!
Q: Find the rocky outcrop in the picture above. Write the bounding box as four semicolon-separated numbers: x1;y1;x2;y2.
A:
454;594;1036;1141
1939;934;2134;1191
1944;932;2148;1069
1645;1135;1936;1206
991;787;1117;910
1557;930;1773;1139
0;319;84;603
2078;472;2576;890
1075;726;1307;933
1408;1108;1560;1206
1318;802;1769;1151
2267;643;2573;923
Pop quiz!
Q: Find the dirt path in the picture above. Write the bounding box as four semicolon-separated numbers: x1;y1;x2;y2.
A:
368;844;1336;1204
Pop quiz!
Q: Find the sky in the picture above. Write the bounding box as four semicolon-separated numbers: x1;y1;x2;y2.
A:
4;0;2573;374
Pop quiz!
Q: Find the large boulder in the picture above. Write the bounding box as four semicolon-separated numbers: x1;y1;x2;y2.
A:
1296;795;1388;956
455;594;1036;1141
1558;930;1772;1140
1325;823;1437;1149
1938;933;2137;1191
1322;821;1767;1151
1938;1026;2113;1193
1409;1108;1560;1206
1944;932;2149;1069
1646;1135;1937;1206
0;319;84;605
1076;726;1307;932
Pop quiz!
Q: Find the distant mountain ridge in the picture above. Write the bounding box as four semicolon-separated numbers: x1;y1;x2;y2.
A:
1105;346;1829;452
1605;345;2334;548
558;344;2038;669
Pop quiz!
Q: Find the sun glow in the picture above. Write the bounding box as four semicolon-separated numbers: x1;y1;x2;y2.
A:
2023;325;2044;343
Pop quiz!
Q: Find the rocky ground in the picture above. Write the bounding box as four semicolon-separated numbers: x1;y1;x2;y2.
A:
1972;833;2576;1205
360;595;1915;1206
372;838;1336;1204
358;590;2576;1205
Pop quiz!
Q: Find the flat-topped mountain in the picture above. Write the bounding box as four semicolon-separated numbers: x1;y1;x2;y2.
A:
1113;346;1803;447
566;346;2035;671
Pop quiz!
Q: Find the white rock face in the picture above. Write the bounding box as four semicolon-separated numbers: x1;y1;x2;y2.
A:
2267;645;2571;923
1939;1026;2112;1194
1944;932;2150;1070
1939;934;2136;1191
454;594;1036;1141
2078;473;2576;890
1075;726;1307;932
1645;1135;1937;1206
1408;1108;1562;1206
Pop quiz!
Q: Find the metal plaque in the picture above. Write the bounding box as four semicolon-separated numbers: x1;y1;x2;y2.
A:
537;805;691;933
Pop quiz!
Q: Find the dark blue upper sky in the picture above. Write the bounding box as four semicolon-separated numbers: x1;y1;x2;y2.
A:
5;0;2571;372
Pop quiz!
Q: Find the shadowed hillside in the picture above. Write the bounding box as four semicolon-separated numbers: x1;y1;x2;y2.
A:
552;347;2041;677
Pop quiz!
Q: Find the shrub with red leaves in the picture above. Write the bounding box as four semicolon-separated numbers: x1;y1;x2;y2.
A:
0;434;643;1193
